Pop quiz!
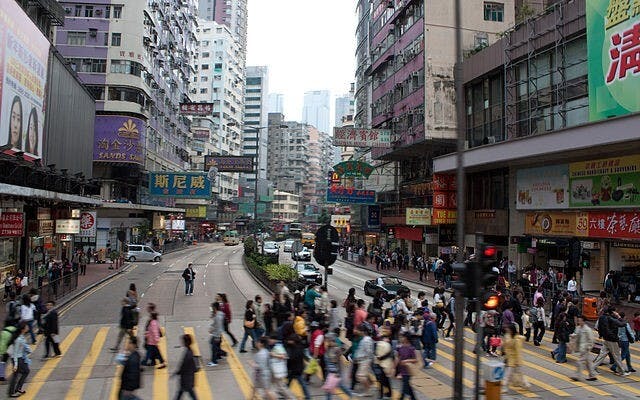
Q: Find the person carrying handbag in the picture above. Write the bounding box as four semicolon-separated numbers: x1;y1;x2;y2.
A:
322;332;352;399
240;300;258;353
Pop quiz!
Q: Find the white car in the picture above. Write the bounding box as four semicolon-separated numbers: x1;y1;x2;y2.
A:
283;239;295;253
262;241;280;258
294;263;322;284
292;246;311;261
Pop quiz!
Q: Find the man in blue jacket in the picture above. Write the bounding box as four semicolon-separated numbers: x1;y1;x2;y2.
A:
422;312;438;369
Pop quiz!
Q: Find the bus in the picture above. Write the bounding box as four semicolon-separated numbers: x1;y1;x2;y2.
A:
301;232;315;248
223;230;240;246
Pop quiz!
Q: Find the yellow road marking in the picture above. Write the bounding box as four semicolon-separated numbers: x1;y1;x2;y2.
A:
184;327;213;400
438;339;539;397
153;331;170;400
21;327;83;400
222;336;253;399
64;327;109;400
109;365;123;400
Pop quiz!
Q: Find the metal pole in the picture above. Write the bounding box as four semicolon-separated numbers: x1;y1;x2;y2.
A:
453;0;466;397
474;233;484;400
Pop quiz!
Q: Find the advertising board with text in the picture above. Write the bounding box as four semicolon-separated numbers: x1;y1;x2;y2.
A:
0;212;24;237
179;103;214;116
432;209;457;225
94;116;145;164
332;161;375;178
78;212;97;237
149;172;211;198
204;155;254;172
332;128;391;148
0;1;49;159
524;212;589;237
587;0;640;121
569;154;640;208
516;164;569;209
326;185;376;204
588;210;640;239
406;208;432;225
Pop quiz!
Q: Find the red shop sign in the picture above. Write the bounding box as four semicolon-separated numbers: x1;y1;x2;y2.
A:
587;211;640;240
0;212;25;237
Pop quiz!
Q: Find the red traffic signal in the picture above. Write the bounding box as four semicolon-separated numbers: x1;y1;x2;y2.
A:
482;245;497;258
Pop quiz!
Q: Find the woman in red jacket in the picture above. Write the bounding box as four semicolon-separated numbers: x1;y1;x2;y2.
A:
218;293;238;346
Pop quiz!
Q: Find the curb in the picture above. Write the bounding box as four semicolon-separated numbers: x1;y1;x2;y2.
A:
57;263;133;312
241;255;276;295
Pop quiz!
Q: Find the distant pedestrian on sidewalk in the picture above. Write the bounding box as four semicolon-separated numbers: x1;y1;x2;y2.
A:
42;301;61;359
182;264;195;296
79;251;89;276
174;334;198;400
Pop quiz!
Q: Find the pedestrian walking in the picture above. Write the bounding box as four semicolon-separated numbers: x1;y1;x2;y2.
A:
502;323;530;392
353;323;374;397
323;331;353;399
593;307;630;376
611;312;635;374
373;333;394;399
253;295;265;338
19;294;36;344
251;336;276;400
8;322;31;397
285;334;311;400
551;309;569;363
396;332;418;400
143;311;166;369
0;322;18;382
118;336;142;400
567;276;578;302
531;298;546;346
240;300;258;353
634;312;640;340
421;312;437;368
4;292;21;327
217;293;238;346
268;335;295;400
208;302;224;366
571;315;598;382
174;334;198;400
3;272;14;301
110;298;136;352
79;251;89;276
181;263;196;296
42;301;61;359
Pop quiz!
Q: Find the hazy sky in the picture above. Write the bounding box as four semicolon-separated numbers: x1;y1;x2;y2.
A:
246;0;357;126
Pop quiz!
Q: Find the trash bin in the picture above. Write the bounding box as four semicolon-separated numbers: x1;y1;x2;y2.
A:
583;296;598;320
484;360;505;400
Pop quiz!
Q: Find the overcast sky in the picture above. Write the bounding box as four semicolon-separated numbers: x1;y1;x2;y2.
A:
246;0;357;126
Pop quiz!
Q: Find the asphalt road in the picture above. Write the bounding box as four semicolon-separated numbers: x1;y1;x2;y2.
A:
11;242;640;400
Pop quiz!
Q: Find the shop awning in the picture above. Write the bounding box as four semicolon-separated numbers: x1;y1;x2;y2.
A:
101;202;186;213
0;183;102;206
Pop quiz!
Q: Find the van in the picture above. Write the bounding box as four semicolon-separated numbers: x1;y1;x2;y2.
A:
126;244;162;262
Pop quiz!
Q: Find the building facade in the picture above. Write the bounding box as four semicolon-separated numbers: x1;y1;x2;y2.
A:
268;93;285;114
198;0;248;56
302;90;331;134
272;190;301;223
335;86;355;127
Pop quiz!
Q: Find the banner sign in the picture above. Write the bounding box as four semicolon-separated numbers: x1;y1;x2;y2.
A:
94;116;145;164
149;172;211;198
367;205;381;229
587;0;640;121
524;212;589;237
332;161;375;178
171;219;186;230
406;208;432;225
179;102;214;116
78;211;97;237
0;1;50;158
588;211;640;239
192;129;210;140
55;219;80;234
0;212;24;237
516;164;569;209
204;155;254;172
432;209;457;225
332;128;392;148
326;185;376;204
569;154;640;208
331;215;351;228
38;220;54;236
185;206;206;218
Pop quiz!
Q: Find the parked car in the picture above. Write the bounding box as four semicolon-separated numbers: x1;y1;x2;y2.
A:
294;263;322;284
292;246;311;261
126;244;162;262
283;239;295;253
363;276;409;301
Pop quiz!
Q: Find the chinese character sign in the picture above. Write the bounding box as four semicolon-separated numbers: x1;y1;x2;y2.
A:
326;185;376;204
149;172;211;198
332;128;392;148
588;211;640;239
0;1;50;158
204;155;254;172
179;103;214;116
0;212;24;237
332;161;375;178
587;0;640;121
93;116;146;164
406;208;432;225
78;211;97;237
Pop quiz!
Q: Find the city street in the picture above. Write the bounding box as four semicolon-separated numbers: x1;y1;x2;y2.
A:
8;242;640;400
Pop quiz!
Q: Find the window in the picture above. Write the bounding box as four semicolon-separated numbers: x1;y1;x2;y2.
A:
110;60;143;76
200;76;208;81
113;6;122;18
105;6;110;18
86;85;106;100
201;64;209;70
67;31;86;46
200;88;208;94
108;86;147;106
85;5;94;17
202;52;210;58
484;2;504;22
214;63;222;71
111;33;122;46
75;5;82;17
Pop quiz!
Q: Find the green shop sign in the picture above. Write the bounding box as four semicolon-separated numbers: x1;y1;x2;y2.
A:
569;154;640;207
587;0;640;121
332;161;375;178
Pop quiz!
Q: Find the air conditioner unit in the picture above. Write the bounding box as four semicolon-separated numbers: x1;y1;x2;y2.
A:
89;28;98;37
486;136;496;144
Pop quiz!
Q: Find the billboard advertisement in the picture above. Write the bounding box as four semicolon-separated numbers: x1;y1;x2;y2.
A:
332;128;392;148
0;1;50;158
149;172;211;198
588;210;640;239
179;103;214;116
367;205;381;229
326;185;376;204
587;0;640;121
192;129;210;140
204;155;254;172
524;212;589;237
516;164;570;210
94;116;145;165
569;154;640;208
406;208;432;225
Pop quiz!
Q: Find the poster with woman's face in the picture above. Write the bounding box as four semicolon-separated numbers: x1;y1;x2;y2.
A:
0;1;49;158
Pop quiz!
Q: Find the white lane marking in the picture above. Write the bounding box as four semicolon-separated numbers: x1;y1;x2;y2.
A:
149;283;154;287
152;262;159;265
224;262;228;266
141;293;145;298
170;263;175;267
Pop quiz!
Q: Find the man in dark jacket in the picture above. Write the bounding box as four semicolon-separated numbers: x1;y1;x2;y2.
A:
42;301;61;359
593;307;630;376
110;298;135;352
174;334;197;399
119;336;141;400
285;334;310;400
182;264;196;296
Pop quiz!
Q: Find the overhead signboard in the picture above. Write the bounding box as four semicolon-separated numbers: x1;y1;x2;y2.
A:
587;210;640;240
332;128;392;148
94;116;145;165
406;208;432;225
326;185;376;204
432;209;457;225
192;129;210;140
587;0;640;121
332;161;375;178
367;205;381;229
524;212;589;237
516;164;569;210
330;215;351;228
179;102;214;116
0;212;24;237
149;172;211;198
185;206;207;218
78;211;97;237
55;219;80;234
204;155;254;172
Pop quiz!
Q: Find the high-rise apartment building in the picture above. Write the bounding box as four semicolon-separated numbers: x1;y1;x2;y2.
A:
268;93;285;114
335;85;355;127
190;20;244;208
198;0;248;55
302;90;330;134
243;66;269;181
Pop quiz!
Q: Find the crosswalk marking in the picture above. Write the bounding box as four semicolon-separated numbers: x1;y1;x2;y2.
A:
64;327;109;400
222;336;254;399
153;332;170;400
109;365;123;400
21;327;83;400
184;327;214;400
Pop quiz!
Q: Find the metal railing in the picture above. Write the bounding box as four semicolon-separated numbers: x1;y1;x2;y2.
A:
38;271;79;302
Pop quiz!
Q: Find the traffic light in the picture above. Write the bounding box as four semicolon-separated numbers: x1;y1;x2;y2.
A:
452;261;480;299
580;251;591;269
483;290;500;310
478;243;498;288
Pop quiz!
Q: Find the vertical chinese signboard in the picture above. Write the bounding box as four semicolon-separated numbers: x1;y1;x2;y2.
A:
587;0;640;121
149;172;211;199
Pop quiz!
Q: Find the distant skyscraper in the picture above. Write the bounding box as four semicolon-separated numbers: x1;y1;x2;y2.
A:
302;90;330;134
335;84;355;127
243;66;269;181
268;93;284;114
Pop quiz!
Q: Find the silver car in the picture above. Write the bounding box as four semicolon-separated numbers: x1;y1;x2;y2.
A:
283;239;295;252
262;241;280;257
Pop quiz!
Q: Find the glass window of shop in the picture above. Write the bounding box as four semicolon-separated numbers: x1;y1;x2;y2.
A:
0;238;18;276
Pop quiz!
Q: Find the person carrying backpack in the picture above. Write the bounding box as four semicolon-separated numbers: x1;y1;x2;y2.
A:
0;324;18;381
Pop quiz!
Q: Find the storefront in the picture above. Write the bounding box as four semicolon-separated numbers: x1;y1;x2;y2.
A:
0;211;24;277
